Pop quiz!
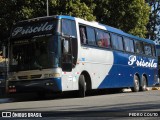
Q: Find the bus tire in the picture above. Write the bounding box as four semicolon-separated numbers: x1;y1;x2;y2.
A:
140;76;147;91
78;75;86;97
131;75;140;92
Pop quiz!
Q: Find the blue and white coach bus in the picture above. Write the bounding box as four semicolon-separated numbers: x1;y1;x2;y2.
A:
7;15;158;97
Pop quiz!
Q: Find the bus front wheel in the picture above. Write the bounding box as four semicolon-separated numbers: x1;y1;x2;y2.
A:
78;75;86;97
131;75;140;92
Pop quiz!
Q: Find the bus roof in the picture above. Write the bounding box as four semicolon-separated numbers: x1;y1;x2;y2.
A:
15;15;155;44
57;15;154;44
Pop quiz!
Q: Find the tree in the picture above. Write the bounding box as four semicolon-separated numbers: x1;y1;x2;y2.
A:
0;0;151;44
0;0;96;44
49;0;95;21
93;0;150;38
0;0;25;42
21;0;47;18
146;0;160;41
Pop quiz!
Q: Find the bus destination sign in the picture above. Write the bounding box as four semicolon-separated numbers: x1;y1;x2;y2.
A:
11;21;55;39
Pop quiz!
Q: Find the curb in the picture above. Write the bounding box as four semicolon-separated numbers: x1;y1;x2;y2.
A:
123;87;160;91
152;87;160;90
147;87;152;91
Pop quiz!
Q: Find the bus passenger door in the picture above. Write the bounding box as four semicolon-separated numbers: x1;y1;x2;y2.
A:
61;36;74;90
61;37;73;72
61;19;78;90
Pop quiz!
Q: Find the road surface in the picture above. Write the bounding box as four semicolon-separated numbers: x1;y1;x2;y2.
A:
0;89;160;119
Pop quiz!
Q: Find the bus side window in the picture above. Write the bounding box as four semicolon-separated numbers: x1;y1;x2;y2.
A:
135;41;144;54
111;34;118;49
117;36;124;51
152;45;156;57
124;38;129;52
144;43;152;56
62;19;77;37
103;32;111;48
124;38;134;53
111;34;123;51
96;29;105;47
86;27;96;45
79;26;87;44
130;40;134;52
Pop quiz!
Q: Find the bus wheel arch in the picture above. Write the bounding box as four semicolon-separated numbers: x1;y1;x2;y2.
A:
78;71;92;97
131;73;140;92
80;71;92;91
140;74;148;91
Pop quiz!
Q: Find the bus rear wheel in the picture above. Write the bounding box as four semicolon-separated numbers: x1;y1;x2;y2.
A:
140;76;147;91
131;75;140;92
78;75;86;97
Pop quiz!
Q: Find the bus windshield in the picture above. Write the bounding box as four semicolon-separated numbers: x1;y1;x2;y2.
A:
10;35;59;71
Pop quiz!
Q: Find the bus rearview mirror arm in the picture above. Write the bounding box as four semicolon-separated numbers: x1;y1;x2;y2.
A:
62;38;69;54
2;46;6;58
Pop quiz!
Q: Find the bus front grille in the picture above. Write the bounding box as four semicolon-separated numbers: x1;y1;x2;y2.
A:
18;76;28;80
18;74;42;80
31;74;42;79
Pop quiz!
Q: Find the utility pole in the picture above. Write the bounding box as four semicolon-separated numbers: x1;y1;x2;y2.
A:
47;0;49;16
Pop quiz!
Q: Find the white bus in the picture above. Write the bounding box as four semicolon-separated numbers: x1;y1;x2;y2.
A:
7;15;158;97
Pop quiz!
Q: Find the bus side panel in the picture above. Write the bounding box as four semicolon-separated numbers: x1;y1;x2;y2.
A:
98;51;157;89
77;46;114;89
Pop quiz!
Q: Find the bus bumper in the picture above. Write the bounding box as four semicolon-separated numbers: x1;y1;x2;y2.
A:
7;78;62;93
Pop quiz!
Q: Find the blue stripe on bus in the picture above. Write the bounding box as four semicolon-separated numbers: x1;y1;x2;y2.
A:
156;45;160;49
56;15;75;20
53;77;62;91
98;51;157;89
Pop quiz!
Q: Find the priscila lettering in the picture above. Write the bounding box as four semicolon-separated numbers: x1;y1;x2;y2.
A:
128;55;157;68
12;22;53;37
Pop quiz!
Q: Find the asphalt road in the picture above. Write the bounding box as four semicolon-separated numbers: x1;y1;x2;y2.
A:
0;89;160;119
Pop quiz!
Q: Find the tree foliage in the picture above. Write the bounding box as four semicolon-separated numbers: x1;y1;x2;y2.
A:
0;0;24;42
49;0;95;21
0;0;151;44
93;0;150;38
0;0;95;42
146;0;160;41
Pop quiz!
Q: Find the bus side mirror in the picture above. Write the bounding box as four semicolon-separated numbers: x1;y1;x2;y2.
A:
61;38;72;72
63;40;69;54
2;46;6;58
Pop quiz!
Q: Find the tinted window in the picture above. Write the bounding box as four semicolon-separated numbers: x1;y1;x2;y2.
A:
124;38;134;52
79;25;87;44
103;32;111;48
86;27;96;45
62;19;77;37
144;43;152;56
135;41;144;54
111;34;123;51
117;36;124;51
152;45;156;57
96;29;111;48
